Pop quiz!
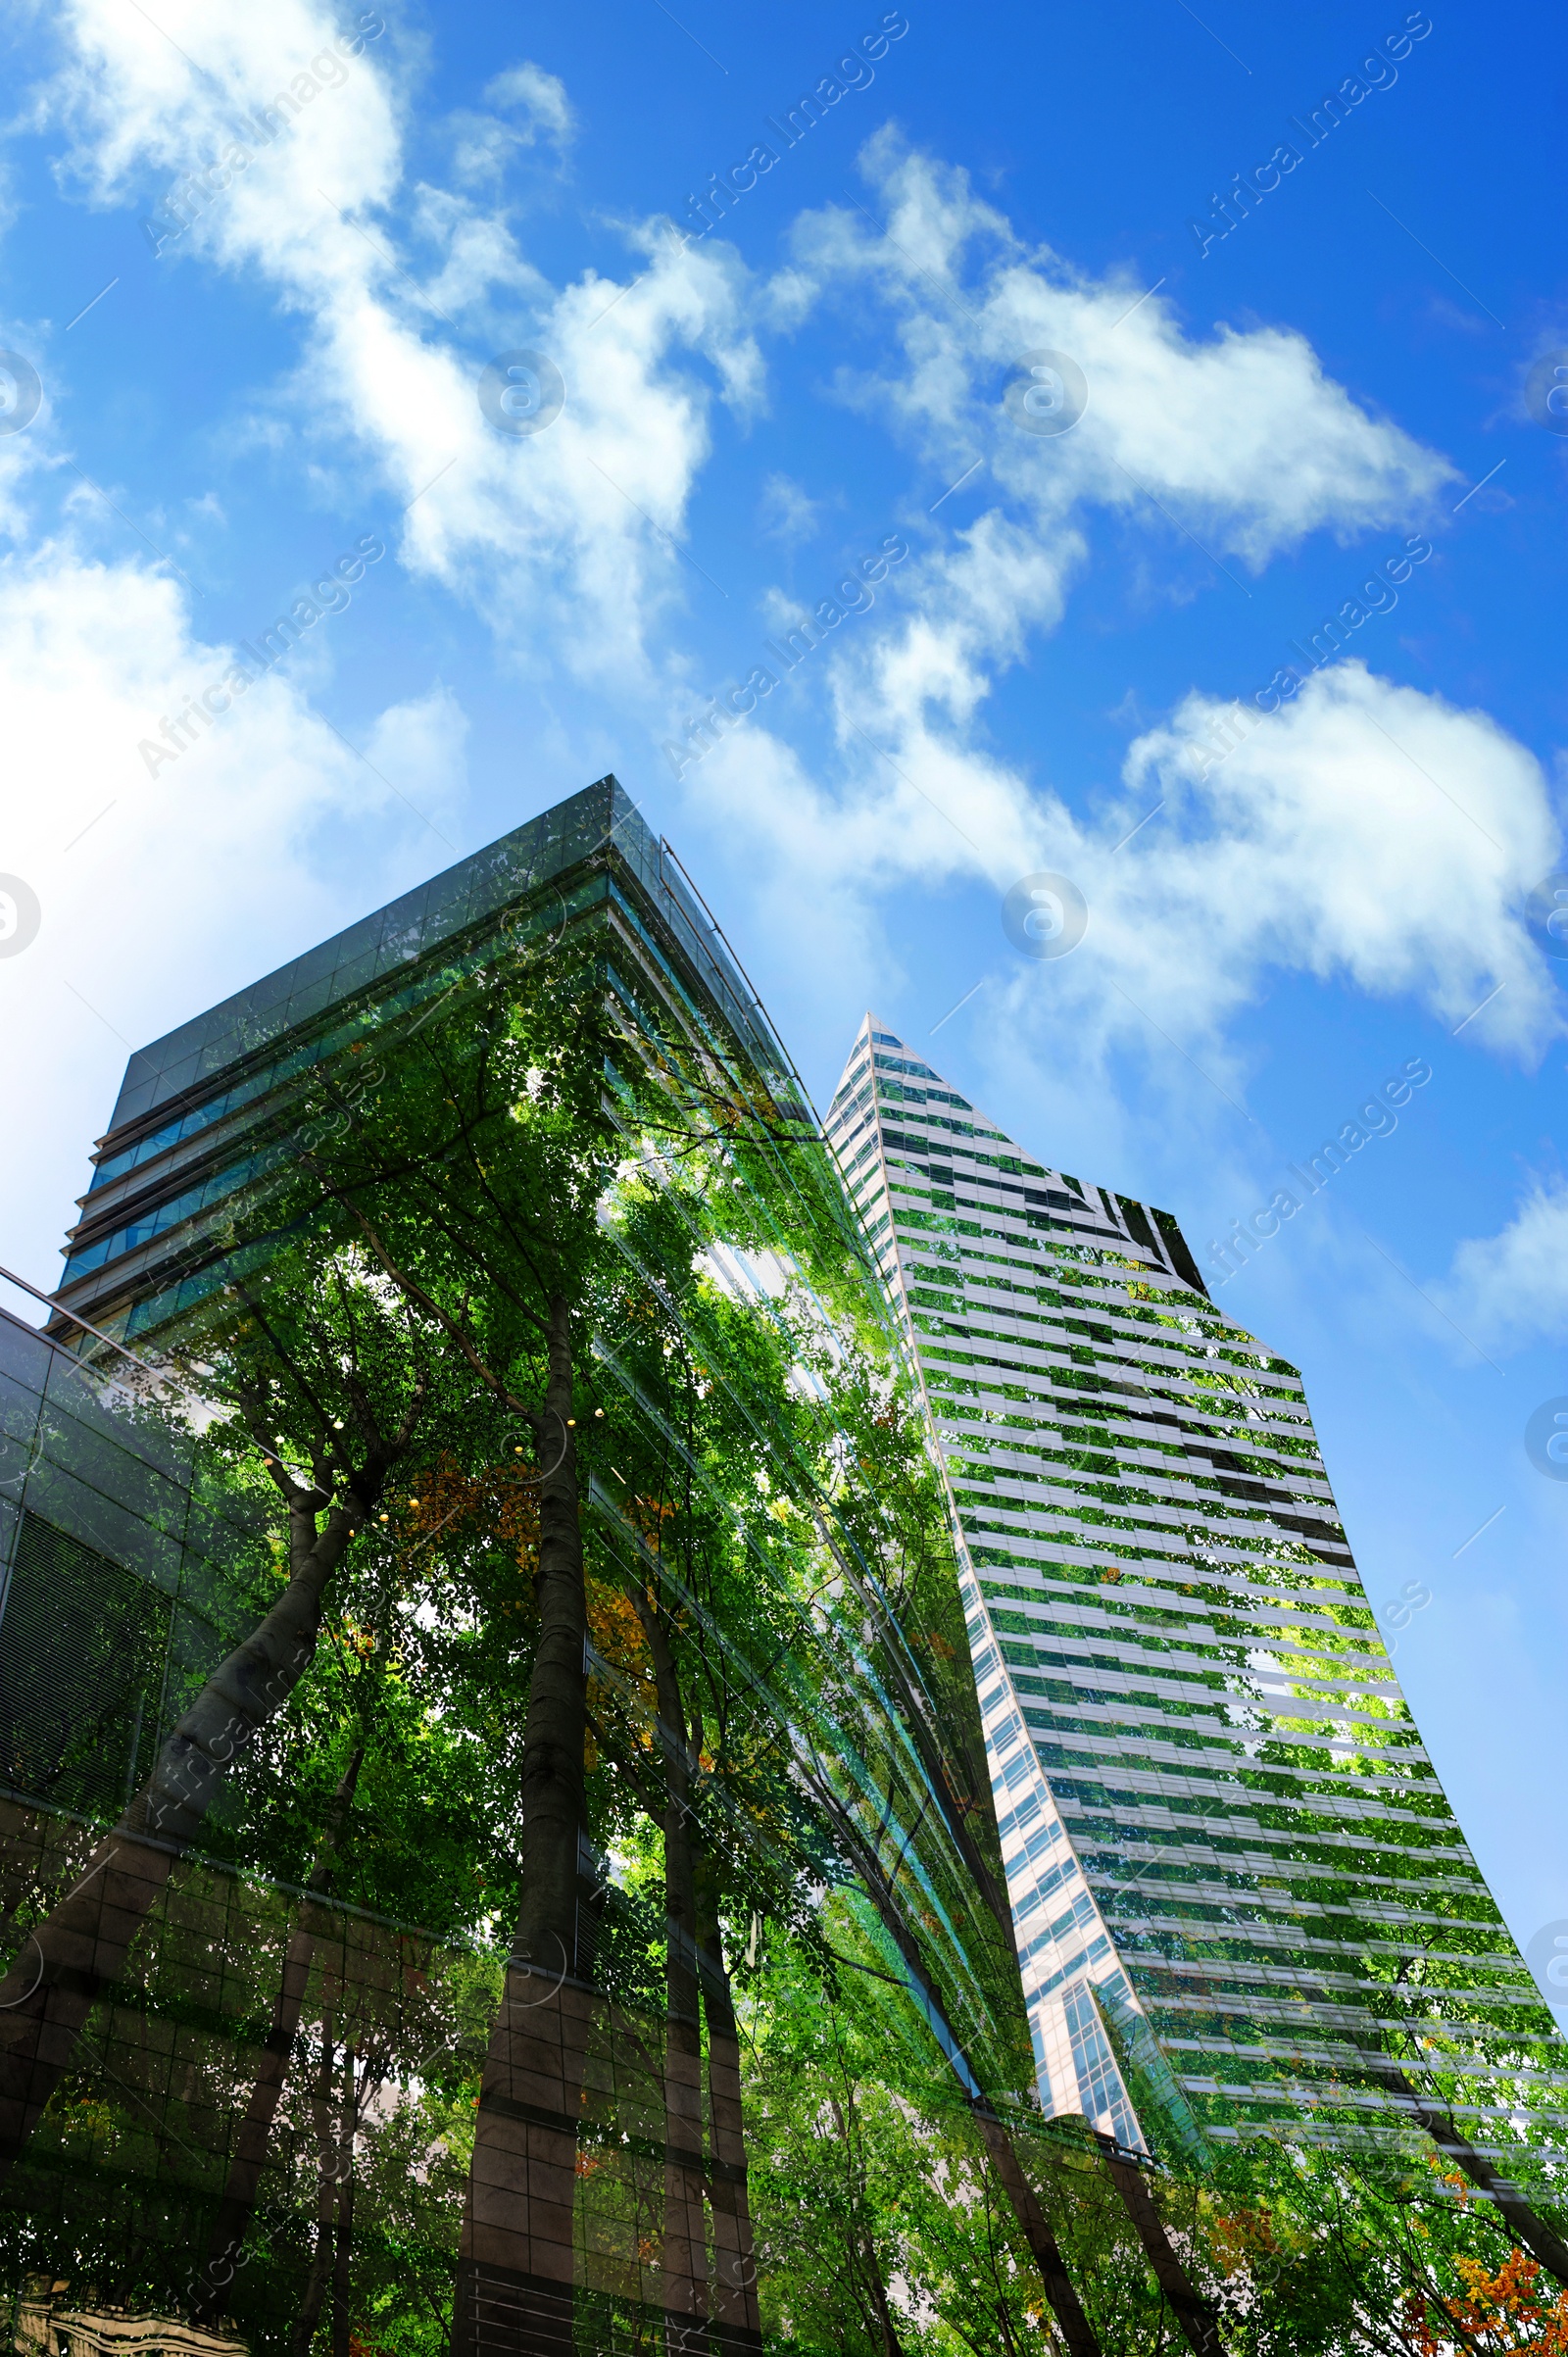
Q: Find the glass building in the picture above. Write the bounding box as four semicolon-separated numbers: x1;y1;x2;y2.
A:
53;780;699;1347
0;1302;265;1830
8;780;1566;2350
7;782;1048;2350
824;1011;1568;2167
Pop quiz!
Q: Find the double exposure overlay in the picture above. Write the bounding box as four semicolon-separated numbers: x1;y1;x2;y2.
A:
829;1017;1568;2179
0;781;1564;2355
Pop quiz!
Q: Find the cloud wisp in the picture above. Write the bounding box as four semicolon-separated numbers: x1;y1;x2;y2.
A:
1439;1178;1568;1355
19;17;1564;1127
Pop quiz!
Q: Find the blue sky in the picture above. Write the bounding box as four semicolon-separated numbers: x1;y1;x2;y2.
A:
1;0;1566;1993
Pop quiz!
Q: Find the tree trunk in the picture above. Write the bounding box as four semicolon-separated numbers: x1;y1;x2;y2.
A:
451;1295;590;2357
972;2108;1102;2357
191;1747;364;2322
1308;1993;1568;2301
1377;2062;1568;2290
809;1510;1014;1944
331;2046;357;2357
804;1780;1101;2356
638;1604;708;2354
827;2089;907;2357
514;1299;589;1975
693;1862;761;2357
289;2027;342;2357
819;1560;1215;2349
1095;2136;1225;2355
0;1498;360;2182
858;2220;907;2357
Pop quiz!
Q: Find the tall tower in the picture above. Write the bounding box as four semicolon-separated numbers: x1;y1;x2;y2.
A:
826;1013;1568;2165
16;791;1030;2345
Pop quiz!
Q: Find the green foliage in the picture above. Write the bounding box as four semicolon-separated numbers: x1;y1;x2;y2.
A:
1191;2137;1568;2353
743;1922;1183;2357
9;885;1566;2357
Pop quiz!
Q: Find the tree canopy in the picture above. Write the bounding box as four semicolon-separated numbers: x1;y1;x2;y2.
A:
2;901;1564;2357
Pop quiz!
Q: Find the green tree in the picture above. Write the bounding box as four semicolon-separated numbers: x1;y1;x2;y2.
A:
0;1246;456;2186
285;928;620;2337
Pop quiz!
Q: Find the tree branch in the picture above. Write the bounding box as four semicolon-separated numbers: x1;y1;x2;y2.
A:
305;1182;543;1426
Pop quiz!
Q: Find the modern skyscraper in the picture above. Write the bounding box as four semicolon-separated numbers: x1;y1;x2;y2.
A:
18;784;1053;2348
53;780;686;1349
0;1298;261;1828
825;1012;1568;2168
16;783;1567;2349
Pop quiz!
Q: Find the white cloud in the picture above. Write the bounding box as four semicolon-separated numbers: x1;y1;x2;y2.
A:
853;510;1073;745
451;65;575;189
362;683;468;825
686;658;1563;1072
758;472;823;545
0;539;462;1285
779;131;1453;569
0;341;52;543
482;63;574;147
38;0;760;692
373;228;761;690
1108;663;1561;1055
45;2;402;257
1438;1177;1568;1352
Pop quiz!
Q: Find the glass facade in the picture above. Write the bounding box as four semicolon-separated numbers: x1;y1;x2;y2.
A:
7;787;1056;2348
0;1305;267;1825
11;791;1566;2346
826;1012;1568;2167
54;779;810;1350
